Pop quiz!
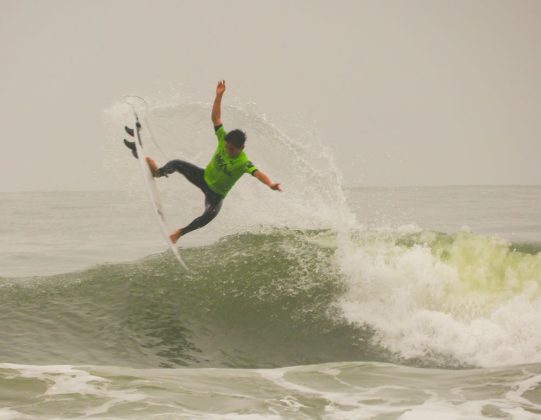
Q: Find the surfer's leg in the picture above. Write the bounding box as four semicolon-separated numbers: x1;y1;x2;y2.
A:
158;160;207;189
179;194;223;237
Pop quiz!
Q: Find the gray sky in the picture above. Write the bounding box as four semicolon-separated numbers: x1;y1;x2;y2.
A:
1;0;540;191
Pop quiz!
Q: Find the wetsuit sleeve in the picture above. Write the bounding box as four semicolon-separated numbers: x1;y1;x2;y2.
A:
244;160;258;176
214;125;226;146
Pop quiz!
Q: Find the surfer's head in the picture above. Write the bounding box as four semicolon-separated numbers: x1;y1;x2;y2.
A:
225;129;246;157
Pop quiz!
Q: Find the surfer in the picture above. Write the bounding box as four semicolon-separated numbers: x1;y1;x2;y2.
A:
123;80;282;243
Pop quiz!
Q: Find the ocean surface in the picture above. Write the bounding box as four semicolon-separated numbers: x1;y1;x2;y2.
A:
1;186;540;419
1;102;541;419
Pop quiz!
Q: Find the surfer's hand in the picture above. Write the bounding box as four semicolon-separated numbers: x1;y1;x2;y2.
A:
216;80;226;95
254;170;280;191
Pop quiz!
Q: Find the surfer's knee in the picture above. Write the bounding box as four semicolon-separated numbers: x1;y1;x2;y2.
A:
209;205;221;218
193;206;219;229
202;203;221;224
180;198;222;235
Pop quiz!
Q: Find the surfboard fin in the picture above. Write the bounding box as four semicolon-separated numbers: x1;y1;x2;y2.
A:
124;122;142;137
123;139;138;159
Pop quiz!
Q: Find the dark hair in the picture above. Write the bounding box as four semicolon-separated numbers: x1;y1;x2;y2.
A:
225;129;246;147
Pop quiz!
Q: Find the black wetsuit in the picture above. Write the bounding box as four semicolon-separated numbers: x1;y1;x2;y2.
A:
158;160;224;236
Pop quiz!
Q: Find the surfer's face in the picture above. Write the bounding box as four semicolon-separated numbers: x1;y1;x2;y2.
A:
225;141;243;157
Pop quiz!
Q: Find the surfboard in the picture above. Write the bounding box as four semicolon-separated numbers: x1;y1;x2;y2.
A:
130;112;188;270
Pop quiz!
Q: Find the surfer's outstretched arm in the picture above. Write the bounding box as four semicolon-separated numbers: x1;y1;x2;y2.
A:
212;80;226;127
253;170;282;192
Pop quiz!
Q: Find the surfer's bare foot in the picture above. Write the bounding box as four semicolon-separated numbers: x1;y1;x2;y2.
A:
169;229;182;244
145;157;160;177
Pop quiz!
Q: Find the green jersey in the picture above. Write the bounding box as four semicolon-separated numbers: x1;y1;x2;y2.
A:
204;125;258;197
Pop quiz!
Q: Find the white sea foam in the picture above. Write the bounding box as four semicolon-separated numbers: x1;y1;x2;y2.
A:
1;361;540;418
337;230;541;367
1;363;146;417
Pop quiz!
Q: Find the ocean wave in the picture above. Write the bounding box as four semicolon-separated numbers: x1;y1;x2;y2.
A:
339;229;541;367
0;230;378;369
1;229;540;369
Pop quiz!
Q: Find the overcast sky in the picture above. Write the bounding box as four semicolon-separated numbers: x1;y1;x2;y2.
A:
1;0;540;191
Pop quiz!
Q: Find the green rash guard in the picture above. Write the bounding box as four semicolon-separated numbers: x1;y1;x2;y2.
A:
204;125;258;197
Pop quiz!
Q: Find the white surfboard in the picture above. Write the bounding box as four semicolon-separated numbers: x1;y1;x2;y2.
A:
131;112;188;270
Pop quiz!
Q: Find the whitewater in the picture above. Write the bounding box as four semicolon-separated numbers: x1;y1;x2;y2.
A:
0;100;540;419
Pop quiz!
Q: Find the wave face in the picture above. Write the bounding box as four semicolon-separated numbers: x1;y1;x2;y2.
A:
1;229;540;369
0;230;379;369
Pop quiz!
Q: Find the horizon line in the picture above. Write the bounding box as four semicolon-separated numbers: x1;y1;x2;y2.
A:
1;184;541;194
